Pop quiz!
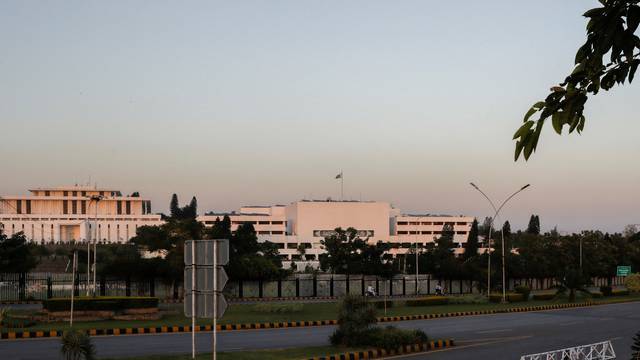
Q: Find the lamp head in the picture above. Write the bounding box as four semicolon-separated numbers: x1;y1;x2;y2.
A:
521;184;531;190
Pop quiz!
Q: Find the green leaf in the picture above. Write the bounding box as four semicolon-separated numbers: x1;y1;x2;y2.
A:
523;101;545;122
551;112;564;135
513;121;534;140
575;43;591;64
628;5;640;33
583;7;605;18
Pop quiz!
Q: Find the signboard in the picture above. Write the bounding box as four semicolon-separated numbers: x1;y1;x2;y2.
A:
617;265;632;277
184;239;229;319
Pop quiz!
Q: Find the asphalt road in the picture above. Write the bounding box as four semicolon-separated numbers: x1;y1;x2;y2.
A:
1;301;638;360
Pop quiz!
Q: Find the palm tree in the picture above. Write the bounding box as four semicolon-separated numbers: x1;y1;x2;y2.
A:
60;330;95;360
554;268;591;302
632;330;640;360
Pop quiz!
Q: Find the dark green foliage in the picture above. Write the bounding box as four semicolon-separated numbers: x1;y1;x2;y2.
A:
533;293;556;301
405;296;449;306
632;330;640;360
329;295;428;350
600;285;613;296
208;218;287;280
612;288;630;296
60;329;96;360
43;297;158;312
169;194;180;218
555;268;591;302
0;231;38;273
330;295;377;347
526;215;540;235
489;293;525;303
463;219;480;261
515;0;640;160
319;228;395;276
502;221;511;239
514;285;531;300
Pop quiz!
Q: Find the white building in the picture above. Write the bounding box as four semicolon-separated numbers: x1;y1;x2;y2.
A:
0;186;163;243
198;200;474;268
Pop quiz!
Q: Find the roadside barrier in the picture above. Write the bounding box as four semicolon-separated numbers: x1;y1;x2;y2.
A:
306;339;454;360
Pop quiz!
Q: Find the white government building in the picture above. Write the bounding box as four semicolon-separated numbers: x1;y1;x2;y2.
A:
1;187;475;268
0;186;163;243
198;200;474;268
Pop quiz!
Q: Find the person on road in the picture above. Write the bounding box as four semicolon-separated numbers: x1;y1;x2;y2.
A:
366;285;376;297
435;282;443;295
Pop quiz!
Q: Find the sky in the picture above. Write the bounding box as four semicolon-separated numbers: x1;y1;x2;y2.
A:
1;1;639;233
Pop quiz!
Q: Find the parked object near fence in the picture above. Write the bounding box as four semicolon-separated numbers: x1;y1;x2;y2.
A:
520;340;616;360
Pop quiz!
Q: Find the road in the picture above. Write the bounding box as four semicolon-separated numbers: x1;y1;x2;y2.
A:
1;301;638;359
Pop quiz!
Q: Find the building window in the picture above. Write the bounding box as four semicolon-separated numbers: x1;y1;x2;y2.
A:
286;243;297;249
434;222;443;225
117;201;122;215
72;191;77;197
16;200;22;214
397;221;408;225
63;191;68;197
26;200;31;214
456;222;467;226
45;191;50;196
81;191;86;196
271;221;284;225
421;222;433;225
276;243;284;249
258;231;270;235
81;201;87;214
72;201;77;214
421;231;432;235
63;201;68;214
99;191;104;196
398;231;408;235
456;231;467;235
271;230;284;235
258;221;270;225
125;201;131;215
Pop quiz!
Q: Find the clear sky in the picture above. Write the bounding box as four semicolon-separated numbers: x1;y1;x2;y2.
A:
1;1;638;233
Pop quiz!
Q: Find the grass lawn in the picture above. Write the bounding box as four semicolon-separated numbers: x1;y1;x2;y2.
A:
101;346;364;360
3;293;640;333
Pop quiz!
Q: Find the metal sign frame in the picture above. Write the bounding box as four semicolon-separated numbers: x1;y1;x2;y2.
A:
520;340;616;360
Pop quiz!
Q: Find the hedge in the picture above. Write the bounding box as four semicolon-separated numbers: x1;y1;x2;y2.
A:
612;289;630;296
532;293;555;301
43;297;159;312
405;296;449;307
373;300;395;309
489;293;525;303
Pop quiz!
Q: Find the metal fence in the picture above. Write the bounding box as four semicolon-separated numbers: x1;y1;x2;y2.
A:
0;273;627;301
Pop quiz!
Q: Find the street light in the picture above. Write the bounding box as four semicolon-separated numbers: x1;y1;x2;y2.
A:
88;195;103;296
470;183;530;303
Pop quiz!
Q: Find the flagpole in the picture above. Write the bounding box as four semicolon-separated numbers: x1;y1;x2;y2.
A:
341;170;344;201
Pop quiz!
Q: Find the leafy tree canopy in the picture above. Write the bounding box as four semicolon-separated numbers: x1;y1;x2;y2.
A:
515;0;640;160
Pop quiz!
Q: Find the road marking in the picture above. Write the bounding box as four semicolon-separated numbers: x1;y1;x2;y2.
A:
476;328;512;334
385;335;533;359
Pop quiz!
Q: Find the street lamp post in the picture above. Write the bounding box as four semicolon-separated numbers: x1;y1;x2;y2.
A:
470;183;530;303
88;195;103;296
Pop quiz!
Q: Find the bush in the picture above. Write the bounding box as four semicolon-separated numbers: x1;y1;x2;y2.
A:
60;330;95;360
405;296;448;307
372;300;394;309
532;293;555;301
447;294;488;305
368;326;429;351
589;291;603;298
625;273;640;292
514;285;531;301
252;303;303;313
43;297;158;312
612;288;630;296
330;295;377;347
1;315;36;329
489;293;525;303
599;286;613;297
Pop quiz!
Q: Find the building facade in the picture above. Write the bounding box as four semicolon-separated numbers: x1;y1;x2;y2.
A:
0;186;163;243
198;200;475;268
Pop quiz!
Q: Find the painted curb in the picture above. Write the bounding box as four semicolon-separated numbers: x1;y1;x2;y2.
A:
306;339;454;360
1;298;638;340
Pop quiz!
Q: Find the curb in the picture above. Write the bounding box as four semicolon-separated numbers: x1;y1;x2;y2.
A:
306;339;455;360
0;301;40;305
2;298;638;340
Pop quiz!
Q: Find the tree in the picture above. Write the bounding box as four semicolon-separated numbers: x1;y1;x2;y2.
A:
0;232;37;273
526;215;540;235
319;228;395;276
170;194;180;218
624;224;639;238
463;219;480;260
183;196;198;219
429;224;461;279
631;330;640;360
514;0;640;160
60;330;95;360
555;267;591;302
502;221;511;239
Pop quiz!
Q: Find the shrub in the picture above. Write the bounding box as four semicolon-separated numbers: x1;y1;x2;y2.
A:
625;273;640;292
489;293;525;303
1;316;36;329
372;300;394;309
448;294;489;305
43;297;158;312
330;295;377;347
60;330;95;360
252;303;303;313
599;286;612;297
532;293;555;301
612;288;630;296
514;285;531;301
368;326;429;351
405;296;448;307
589;291;603;298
